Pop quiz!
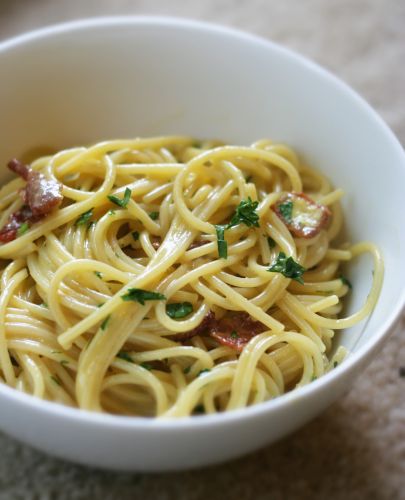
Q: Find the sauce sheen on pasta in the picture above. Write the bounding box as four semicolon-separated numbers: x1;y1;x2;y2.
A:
0;137;383;417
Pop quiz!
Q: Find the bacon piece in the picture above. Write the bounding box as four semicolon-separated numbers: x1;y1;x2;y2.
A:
272;192;331;239
0;159;63;243
188;240;209;250
169;310;266;352
9;159;63;217
169;311;216;342
151;238;161;250
210;312;266;352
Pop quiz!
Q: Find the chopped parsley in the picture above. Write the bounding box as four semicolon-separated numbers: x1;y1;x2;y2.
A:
214;198;260;259
41;302;48;308
194;404;205;414
230;330;239;339
198;368;211;376
278;200;293;224
267;236;276;249
149;211;159;220
50;375;61;386
311;375;317;381
245;175;253;183
140;362;153;371
132;231;139;241
76;208;93;226
107;187;131;208
97;303;104;308
117;351;133;363
166;302;193;319
228;197;260;229
333;361;339;368
100;315;110;331
60;360;69;366
183;366;191;374
215;224;227;259
340;274;353;289
94;271;103;279
267;252;306;284
121;288;166;305
17;222;29;236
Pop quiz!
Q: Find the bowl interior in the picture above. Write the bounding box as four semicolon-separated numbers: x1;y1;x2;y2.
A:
0;17;404;358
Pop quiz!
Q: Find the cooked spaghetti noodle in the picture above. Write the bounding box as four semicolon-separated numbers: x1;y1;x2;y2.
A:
0;137;383;416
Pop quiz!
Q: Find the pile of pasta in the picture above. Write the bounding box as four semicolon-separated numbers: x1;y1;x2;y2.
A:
0;137;383;417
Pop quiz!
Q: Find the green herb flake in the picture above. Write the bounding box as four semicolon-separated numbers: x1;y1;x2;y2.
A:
228;197;260;229
267;252;306;284
184;366;191;374
278;200;293;224
149;211;159;220
215;224;227;259
267;236;276;249
140;362;153;371
198;368;211;377
60;360;69;366
166;302;193;319
245;175;253;183
230;330;239;339
340;274;353;290
121;288;166;305
97;303;104;308
333;361;339;368
132;231;140;241
311;375;317;381
17;222;29;236
94;271;103;279
107;187;132;208
76;208;93;226
117;351;133;363
50;375;61;386
41;302;48;308
100;315;110;331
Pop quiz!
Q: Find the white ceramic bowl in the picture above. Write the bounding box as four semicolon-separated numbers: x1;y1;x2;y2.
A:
0;17;404;471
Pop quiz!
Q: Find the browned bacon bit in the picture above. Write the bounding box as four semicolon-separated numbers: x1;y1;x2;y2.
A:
188;240;209;250
0;160;63;243
210;312;266;352
272;192;331;239
169;310;216;342
151;238;161;250
0;206;39;243
9;159;63;217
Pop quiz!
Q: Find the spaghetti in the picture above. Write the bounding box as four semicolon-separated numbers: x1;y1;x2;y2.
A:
0;137;383;416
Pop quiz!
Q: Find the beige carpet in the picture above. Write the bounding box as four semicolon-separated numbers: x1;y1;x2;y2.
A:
0;1;404;498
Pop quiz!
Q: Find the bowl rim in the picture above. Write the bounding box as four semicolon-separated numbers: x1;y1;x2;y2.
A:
0;15;404;430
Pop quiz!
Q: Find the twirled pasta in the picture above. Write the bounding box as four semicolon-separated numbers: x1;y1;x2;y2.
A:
0;137;383;417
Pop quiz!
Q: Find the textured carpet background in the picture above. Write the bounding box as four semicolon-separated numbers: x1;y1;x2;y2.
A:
0;1;404;499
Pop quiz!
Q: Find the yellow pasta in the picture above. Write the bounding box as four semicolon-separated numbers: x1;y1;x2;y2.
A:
0;136;383;417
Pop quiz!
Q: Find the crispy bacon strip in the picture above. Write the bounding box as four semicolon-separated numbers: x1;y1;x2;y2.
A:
170;310;265;352
0;159;63;243
210;312;266;352
168;311;216;342
9;159;63;217
188;240;209;250
272;192;331;239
